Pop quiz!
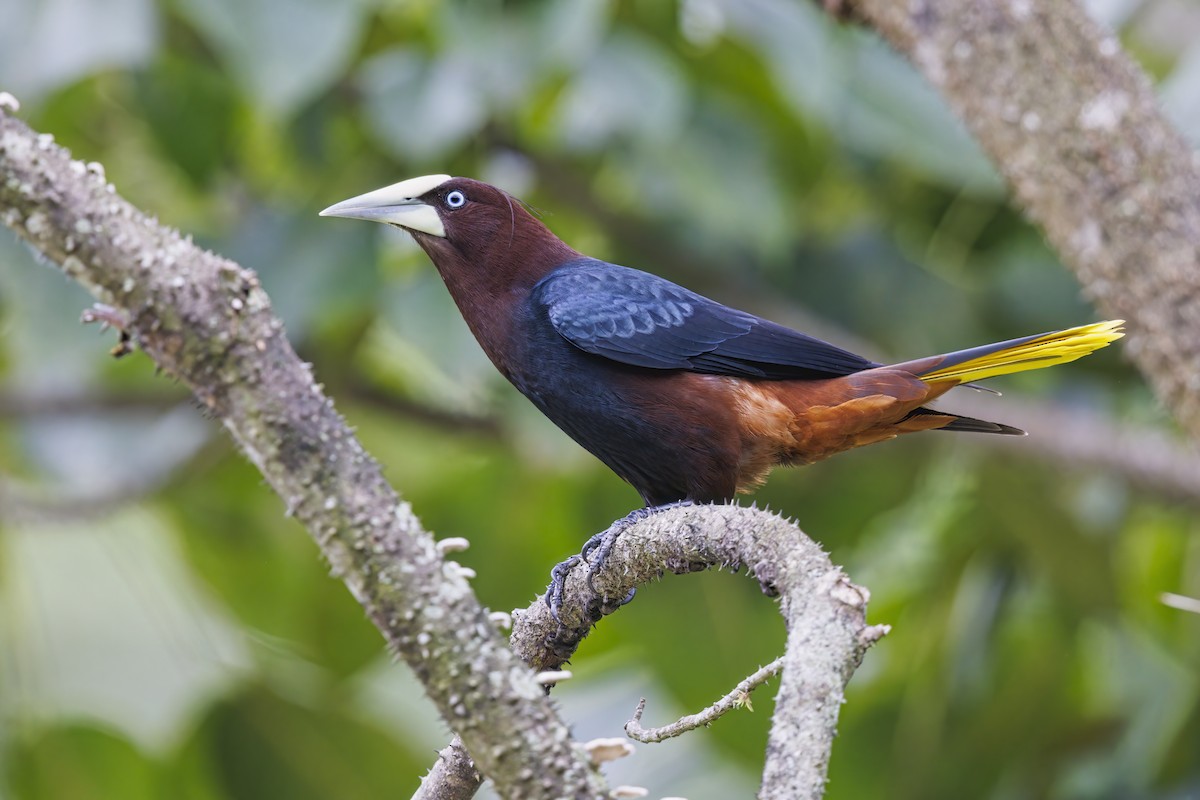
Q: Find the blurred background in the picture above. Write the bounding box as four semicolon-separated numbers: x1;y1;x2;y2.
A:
1;0;1198;797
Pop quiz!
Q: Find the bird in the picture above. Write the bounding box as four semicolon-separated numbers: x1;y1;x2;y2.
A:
321;174;1124;615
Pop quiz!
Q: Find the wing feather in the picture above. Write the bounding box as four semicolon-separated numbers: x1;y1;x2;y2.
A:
532;259;875;379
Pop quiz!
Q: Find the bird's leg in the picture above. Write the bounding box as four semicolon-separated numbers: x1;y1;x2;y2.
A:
546;500;694;624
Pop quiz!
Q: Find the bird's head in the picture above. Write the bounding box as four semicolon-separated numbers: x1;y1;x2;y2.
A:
320;175;576;291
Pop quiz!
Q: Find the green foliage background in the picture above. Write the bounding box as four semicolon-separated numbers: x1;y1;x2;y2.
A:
1;0;1197;798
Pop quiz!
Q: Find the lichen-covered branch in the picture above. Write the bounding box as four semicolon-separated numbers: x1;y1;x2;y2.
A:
838;0;1200;441
0;107;606;800
412;737;480;800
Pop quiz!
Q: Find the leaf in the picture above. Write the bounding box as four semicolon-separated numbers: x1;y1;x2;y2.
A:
0;233;108;388
168;457;387;680
174;0;371;117
183;685;426;800
359;48;488;163
7;725;160;800
840;34;1000;191
0;0;158;99
135;54;239;188
224;203;380;341
553;32;689;151
0;509;247;749
364;268;499;411
719;0;844;121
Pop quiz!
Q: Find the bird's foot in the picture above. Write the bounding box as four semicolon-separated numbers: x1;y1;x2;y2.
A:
546;553;583;622
545;500;694;624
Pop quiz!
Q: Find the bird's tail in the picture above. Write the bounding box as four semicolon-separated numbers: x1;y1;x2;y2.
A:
895;320;1125;385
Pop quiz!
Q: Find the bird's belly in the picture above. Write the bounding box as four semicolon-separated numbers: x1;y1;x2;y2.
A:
722;370;946;483
507;355;743;505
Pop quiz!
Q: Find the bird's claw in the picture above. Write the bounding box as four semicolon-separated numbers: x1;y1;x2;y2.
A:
546;554;582;623
582;524;623;595
543;500;694;624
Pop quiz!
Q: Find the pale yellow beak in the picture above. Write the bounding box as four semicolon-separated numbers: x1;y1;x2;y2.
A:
319;174;452;237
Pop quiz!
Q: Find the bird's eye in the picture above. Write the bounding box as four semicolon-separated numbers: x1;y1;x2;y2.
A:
445;190;466;209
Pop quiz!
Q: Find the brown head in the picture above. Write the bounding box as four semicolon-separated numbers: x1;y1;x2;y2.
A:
320;175;580;371
320;175;578;299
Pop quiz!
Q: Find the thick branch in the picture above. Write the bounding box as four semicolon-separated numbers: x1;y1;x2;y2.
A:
841;0;1200;441
0;109;605;799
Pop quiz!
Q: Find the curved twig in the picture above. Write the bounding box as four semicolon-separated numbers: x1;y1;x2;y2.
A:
1160;593;1200;615
625;656;785;743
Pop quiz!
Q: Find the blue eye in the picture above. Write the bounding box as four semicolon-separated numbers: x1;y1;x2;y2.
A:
445;190;466;208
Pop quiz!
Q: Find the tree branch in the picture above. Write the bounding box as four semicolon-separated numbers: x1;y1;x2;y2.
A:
838;0;1200;441
413;503;886;800
2;103;888;800
412;736;481;800
1160;592;1200;615
525;504;885;800
0;107;606;799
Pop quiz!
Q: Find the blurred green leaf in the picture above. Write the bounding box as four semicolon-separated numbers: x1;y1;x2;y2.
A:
721;0;844;122
0;0;158;99
360;48;488;163
0;232;108;388
167;457;384;680
185;685;425;800
227;204;380;341
841;35;999;191
8;725;159;800
135;54;238;188
174;0;371;117
554;32;689;151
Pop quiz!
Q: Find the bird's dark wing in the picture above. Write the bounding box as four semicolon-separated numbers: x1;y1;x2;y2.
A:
531;258;877;380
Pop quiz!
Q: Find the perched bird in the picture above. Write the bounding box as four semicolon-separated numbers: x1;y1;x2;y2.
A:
321;175;1123;611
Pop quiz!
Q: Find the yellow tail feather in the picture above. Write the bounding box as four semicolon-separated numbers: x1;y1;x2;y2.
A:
919;320;1125;384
